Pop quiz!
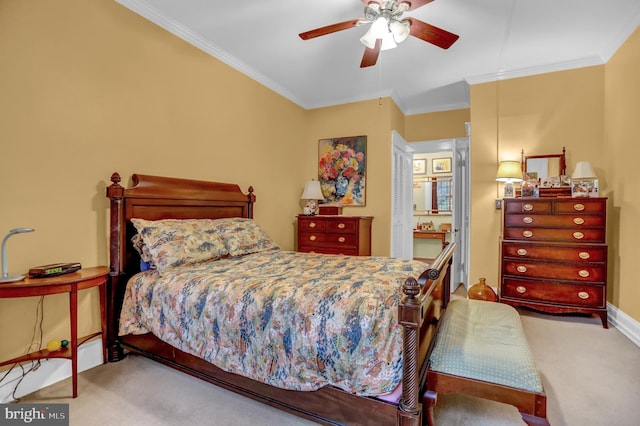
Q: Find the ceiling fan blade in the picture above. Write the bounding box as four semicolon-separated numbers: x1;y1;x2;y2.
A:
360;39;381;68
360;0;434;11
407;18;459;49
299;19;361;40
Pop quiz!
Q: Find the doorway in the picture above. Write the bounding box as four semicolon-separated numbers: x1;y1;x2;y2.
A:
391;129;470;292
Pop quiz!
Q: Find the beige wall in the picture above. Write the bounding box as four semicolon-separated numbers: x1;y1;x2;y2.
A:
405;109;470;141
469;66;606;288
0;0;308;362
1;0;638;365
604;27;640;320
306;98;403;256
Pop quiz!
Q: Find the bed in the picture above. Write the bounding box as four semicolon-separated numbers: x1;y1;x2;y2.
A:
105;172;456;425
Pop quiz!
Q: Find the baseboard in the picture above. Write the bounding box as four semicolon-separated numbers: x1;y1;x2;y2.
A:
608;302;640;348
0;339;104;403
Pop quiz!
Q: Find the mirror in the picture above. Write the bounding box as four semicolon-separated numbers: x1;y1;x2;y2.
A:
522;146;566;180
413;177;452;213
520;147;570;197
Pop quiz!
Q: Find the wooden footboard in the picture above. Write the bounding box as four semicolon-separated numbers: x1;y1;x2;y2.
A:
106;172;456;426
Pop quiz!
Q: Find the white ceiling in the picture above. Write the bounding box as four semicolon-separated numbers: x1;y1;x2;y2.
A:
116;0;640;115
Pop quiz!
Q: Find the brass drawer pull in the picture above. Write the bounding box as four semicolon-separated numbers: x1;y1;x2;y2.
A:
516;265;528;273
338;237;346;243
578;291;590;299
309;235;316;241
523;204;534;211
517;248;528;256
338;223;346;229
573;217;585;225
516;286;527;294
309;222;317;228
523;230;533;238
578;270;590;278
523;217;533;224
573;203;585;211
573;231;585;240
579;251;591;260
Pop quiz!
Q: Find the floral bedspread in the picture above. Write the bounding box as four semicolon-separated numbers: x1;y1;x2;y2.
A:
119;249;429;396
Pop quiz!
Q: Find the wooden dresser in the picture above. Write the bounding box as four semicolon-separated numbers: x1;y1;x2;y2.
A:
297;215;373;256
499;197;608;328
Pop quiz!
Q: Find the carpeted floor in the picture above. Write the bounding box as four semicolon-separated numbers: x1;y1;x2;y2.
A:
16;300;640;426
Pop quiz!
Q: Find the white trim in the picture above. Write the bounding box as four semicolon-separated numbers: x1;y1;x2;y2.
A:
0;339;104;403
608;303;640;348
465;56;605;86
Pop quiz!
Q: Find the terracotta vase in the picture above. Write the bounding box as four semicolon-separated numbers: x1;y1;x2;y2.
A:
468;277;497;302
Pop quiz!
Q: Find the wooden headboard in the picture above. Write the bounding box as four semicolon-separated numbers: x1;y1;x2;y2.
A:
105;172;255;360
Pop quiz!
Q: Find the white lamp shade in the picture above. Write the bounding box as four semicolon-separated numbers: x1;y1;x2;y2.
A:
390;20;410;43
496;161;523;182
572;161;596;179
360;28;377;49
301;180;324;200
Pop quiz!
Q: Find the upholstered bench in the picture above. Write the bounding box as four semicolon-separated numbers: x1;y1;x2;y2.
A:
423;299;548;426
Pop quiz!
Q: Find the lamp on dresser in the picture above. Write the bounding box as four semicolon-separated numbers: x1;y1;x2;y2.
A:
300;180;324;215
496;161;523;198
571;161;598;197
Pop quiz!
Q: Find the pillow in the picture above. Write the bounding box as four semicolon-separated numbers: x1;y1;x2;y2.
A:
212;218;279;257
131;234;155;271
131;218;229;274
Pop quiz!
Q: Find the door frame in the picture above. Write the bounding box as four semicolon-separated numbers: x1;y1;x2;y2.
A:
391;126;470;292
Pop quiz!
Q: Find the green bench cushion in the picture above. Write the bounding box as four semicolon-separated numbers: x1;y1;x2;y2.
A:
429;299;543;393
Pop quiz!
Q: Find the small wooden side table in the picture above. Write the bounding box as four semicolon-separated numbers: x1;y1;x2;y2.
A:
413;230;449;249
0;266;109;398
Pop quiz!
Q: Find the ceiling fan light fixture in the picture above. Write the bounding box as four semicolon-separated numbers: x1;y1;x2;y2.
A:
380;31;397;50
360;29;378;49
390;20;410;43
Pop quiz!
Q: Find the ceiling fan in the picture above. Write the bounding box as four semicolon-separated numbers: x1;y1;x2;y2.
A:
299;0;459;68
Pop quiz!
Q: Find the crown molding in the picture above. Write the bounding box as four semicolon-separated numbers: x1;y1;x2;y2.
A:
465;55;605;86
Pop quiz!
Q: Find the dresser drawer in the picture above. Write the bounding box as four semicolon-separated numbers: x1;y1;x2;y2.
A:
505;199;553;214
502;241;607;262
298;244;358;256
553;199;606;214
503;227;605;243
502;259;606;282
298;217;327;232
504;214;605;228
501;278;605;308
326;218;358;233
298;232;357;246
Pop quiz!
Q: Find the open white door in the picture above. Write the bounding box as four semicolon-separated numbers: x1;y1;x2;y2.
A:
391;131;413;259
452;137;470;290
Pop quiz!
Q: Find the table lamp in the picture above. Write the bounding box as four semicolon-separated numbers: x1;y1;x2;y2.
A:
301;180;324;215
1;227;35;283
571;161;597;197
496;161;523;198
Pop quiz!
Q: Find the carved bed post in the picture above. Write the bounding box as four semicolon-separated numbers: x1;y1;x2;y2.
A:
247;186;255;219
106;172;125;362
398;276;422;425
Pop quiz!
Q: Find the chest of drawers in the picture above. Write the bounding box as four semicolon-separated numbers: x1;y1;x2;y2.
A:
499;198;608;327
297;215;373;256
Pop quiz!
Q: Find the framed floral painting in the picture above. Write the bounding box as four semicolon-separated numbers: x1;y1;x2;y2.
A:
318;135;366;206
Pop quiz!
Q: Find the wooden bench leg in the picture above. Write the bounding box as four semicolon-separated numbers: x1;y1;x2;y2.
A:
422;390;437;426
